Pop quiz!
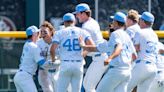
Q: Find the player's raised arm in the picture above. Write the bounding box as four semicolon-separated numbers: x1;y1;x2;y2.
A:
79;35;97;52
50;43;58;62
104;43;122;65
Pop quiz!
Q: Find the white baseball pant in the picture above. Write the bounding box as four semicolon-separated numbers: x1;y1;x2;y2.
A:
127;60;157;92
148;70;164;92
38;69;54;92
14;70;37;92
83;53;108;92
57;61;83;92
48;70;59;92
96;67;131;92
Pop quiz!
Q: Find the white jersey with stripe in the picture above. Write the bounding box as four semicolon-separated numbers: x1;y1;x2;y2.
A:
133;27;159;62
37;39;60;69
97;29;136;68
52;26;91;61
19;40;45;75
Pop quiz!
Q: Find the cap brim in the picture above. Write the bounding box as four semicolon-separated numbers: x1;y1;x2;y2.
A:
36;29;40;33
110;16;114;19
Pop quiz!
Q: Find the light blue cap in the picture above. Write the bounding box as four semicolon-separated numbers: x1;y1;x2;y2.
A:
113;12;126;23
26;25;39;36
63;13;75;22
141;12;154;23
74;3;90;14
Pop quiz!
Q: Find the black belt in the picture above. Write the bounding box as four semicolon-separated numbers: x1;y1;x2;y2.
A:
109;65;114;69
94;54;101;57
19;69;32;75
63;60;81;62
135;60;151;64
39;67;44;70
157;70;163;74
48;69;56;73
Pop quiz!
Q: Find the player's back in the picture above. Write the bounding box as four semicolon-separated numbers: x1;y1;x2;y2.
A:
137;28;158;62
54;26;89;61
82;18;103;45
126;23;141;43
19;40;38;75
109;29;135;68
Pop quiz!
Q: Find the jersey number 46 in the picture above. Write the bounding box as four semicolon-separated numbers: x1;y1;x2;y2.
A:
63;38;81;51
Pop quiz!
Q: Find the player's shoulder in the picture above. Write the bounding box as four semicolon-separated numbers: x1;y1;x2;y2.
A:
25;41;38;49
36;38;44;44
83;18;99;28
55;28;65;36
127;24;140;31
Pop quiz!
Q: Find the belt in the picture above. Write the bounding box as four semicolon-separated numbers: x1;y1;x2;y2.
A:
157;70;163;74
109;65;114;69
94;54;101;57
63;60;81;62
19;69;32;75
135;60;151;64
48;69;56;73
39;67;44;70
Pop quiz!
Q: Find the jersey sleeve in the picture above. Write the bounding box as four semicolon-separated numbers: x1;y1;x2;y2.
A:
33;46;45;63
133;31;140;45
108;32;122;46
97;39;111;53
130;40;137;54
52;31;60;44
158;42;164;50
81;29;92;42
33;46;54;70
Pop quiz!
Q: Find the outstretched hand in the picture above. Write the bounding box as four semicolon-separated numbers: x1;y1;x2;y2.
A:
104;58;112;66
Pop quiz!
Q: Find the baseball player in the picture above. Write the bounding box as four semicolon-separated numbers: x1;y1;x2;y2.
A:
148;42;164;92
74;3;108;92
126;9;141;43
50;13;94;92
13;26;55;92
79;12;137;92
37;21;60;92
127;12;158;92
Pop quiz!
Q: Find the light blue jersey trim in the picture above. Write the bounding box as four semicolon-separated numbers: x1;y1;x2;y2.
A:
52;41;60;44
37;59;46;66
85;36;91;42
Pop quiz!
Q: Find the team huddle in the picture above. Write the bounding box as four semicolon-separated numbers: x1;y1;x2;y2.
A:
13;3;164;92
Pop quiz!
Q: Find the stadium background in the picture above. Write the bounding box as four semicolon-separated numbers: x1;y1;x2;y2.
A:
0;0;164;91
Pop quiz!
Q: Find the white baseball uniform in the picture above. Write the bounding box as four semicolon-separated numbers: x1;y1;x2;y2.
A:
96;28;136;92
37;39;60;92
126;23;141;44
148;42;164;92
127;27;158;92
82;18;108;92
52;26;91;92
14;40;54;92
126;23;141;69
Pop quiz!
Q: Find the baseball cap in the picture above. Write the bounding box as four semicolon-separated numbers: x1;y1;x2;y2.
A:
113;12;126;23
73;3;90;14
140;12;154;23
26;25;39;36
63;13;76;22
